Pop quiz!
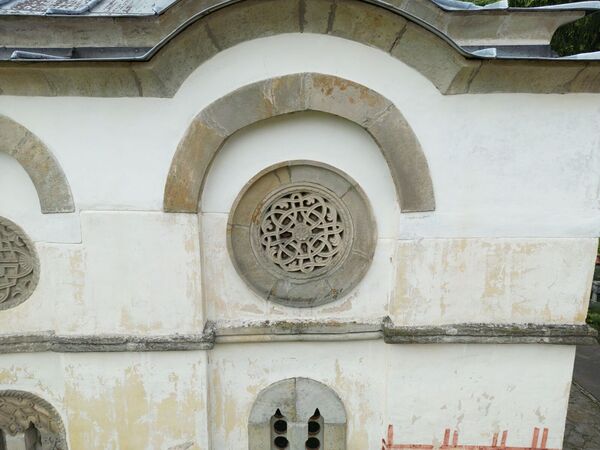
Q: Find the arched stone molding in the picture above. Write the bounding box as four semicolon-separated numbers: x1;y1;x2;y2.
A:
0;390;68;449
1;0;597;96
0;115;74;214
249;378;346;450
164;73;435;214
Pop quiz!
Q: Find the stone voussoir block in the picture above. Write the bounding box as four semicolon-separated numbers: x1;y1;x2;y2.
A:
164;119;226;212
204;0;301;51
391;22;479;94
366;105;435;212
469;59;590;94
329;0;407;52
305;73;392;126
200;81;275;136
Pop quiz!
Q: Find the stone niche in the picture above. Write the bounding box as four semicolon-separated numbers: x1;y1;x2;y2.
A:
227;161;376;307
248;378;346;450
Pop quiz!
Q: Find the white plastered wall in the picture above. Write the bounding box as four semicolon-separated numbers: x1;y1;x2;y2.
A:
0;34;597;329
209;342;574;449
0;33;597;449
0;351;210;450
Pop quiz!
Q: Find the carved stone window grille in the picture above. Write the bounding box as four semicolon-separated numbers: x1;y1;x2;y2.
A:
255;184;352;280
0;217;39;310
249;378;346;450
0;391;68;450
228;161;376;307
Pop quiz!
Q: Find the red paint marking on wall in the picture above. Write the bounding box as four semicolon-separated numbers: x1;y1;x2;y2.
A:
381;425;559;450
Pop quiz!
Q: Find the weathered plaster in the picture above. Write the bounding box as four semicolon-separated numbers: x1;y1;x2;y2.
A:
0;211;204;335
207;342;576;449
391;238;597;326
0;352;210;450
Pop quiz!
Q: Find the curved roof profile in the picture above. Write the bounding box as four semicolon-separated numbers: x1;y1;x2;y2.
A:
1;0;600;96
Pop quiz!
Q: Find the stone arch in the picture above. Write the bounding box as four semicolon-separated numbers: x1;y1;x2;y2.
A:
163;73;435;213
0;115;74;214
249;378;346;450
0;390;68;449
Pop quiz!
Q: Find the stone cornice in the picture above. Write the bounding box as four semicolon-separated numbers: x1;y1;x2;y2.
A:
0;0;599;96
0;319;595;353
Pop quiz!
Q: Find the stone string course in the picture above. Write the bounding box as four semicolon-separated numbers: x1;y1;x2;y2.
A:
0;319;594;353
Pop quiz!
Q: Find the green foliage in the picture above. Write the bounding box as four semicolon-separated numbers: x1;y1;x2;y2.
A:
463;0;600;56
587;312;600;332
552;12;600;56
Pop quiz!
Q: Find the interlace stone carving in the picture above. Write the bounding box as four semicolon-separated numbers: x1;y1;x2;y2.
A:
259;188;346;275
0;218;38;309
229;162;375;307
0;390;68;450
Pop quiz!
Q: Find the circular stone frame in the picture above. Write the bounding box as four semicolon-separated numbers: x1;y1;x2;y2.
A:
0;216;40;311
227;161;376;307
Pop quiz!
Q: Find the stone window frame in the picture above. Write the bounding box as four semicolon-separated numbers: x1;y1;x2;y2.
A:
227;161;377;307
0;115;74;214
248;378;346;450
164;72;435;215
0;390;68;450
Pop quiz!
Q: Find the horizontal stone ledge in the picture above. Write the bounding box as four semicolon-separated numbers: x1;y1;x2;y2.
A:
0;331;215;353
382;318;599;345
0;319;595;353
212;319;384;343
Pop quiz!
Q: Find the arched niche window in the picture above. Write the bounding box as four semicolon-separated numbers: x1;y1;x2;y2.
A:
249;378;346;450
0;391;68;450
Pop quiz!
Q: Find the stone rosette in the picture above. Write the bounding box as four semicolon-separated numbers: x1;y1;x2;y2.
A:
228;161;376;307
0;216;39;310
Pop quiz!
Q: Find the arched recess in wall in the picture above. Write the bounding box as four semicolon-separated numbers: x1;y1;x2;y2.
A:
0;390;69;449
248;378;346;450
0;115;74;214
163;73;435;213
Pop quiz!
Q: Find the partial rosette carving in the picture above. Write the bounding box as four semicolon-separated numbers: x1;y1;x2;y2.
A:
0;217;39;310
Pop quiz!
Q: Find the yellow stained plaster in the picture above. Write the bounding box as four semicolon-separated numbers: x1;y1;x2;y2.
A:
68;248;85;305
66;361;207;450
0;368;18;384
209;363;241;439
65;365;150;449
334;360;371;450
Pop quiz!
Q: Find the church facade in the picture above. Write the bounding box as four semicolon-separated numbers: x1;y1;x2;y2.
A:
0;0;599;448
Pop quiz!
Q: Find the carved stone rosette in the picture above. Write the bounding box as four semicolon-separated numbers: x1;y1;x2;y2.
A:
228;161;376;307
0;217;39;310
